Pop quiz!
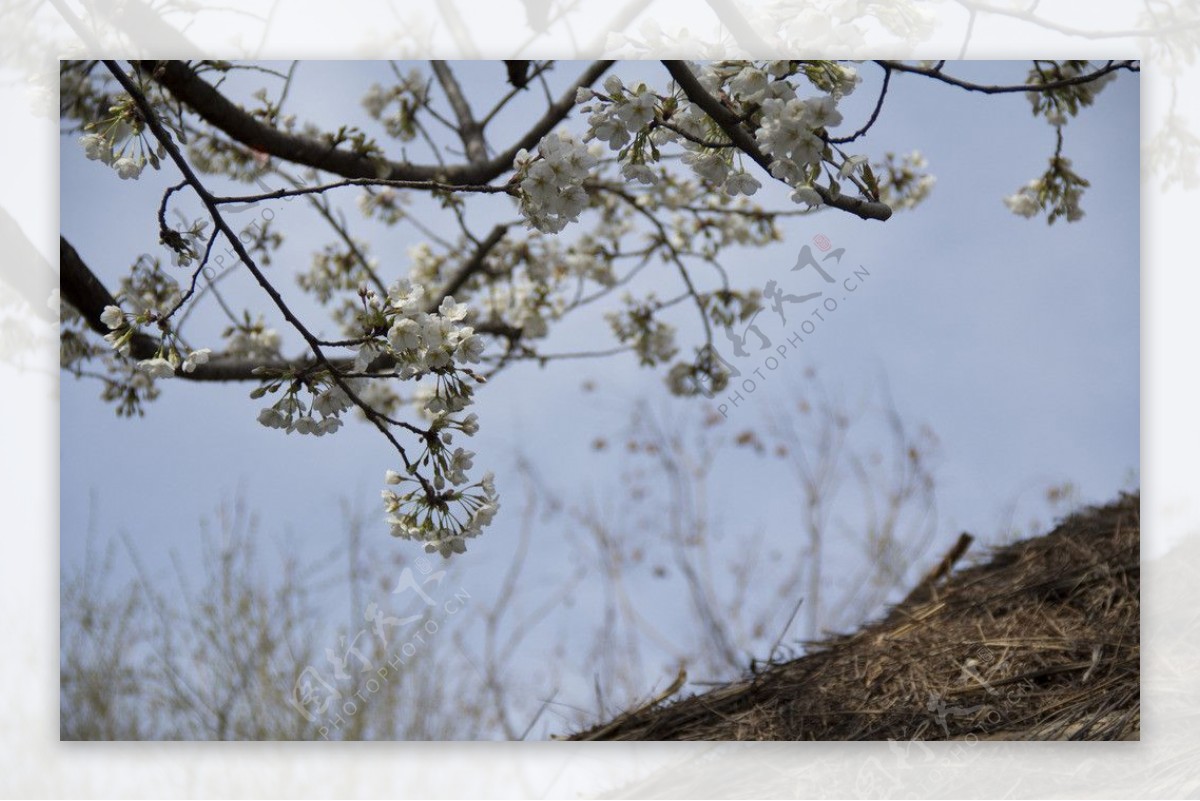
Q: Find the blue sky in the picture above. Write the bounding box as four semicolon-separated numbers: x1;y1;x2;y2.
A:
59;60;1138;732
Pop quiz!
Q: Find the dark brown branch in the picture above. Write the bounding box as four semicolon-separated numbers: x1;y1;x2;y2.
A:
60;234;519;382
61;234;339;380
828;63;892;145
61;235;155;359
899;531;974;608
430;60;488;164
662;60;893;222
875;59;1139;94
142;59;613;186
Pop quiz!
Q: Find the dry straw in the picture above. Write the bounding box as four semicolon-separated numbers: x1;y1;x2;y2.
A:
569;493;1139;741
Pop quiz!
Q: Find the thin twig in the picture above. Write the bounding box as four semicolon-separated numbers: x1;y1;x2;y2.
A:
876;58;1139;94
767;596;805;663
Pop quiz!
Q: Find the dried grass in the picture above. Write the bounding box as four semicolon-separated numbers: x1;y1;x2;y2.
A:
567;492;1139;741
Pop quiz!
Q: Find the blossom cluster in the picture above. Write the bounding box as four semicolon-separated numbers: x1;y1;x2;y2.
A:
223;317;283;360
244;230;501;555
398;243;446;295
383;466;499;558
160;219;209;268
335;279;497;554
78;92;164;180
573;61;864;216
605;294;679;367
298;242;378;305
242;276;498;553
381;390;496;557
872;151;936;212
116;256;183;320
378;231;625;351
1003;180;1043;218
1025;61;1118;128
100;303;211;377
1003;155;1089;223
1004;61;1117;223
755;96;839;187
253;278;486;438
99;303;139;357
477;276;554;340
581;75;659;153
356;186;408;225
512;131;598;233
254;374;356;436
375;281;485;377
666;347;733;398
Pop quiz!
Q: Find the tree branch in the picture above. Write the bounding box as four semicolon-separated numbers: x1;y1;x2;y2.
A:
142;59;614;186
429;224;510;310
61;235;155;358
662;60;893;222
106;59;444;483
828;63;892;145
60;234;345;381
430;60;488;165
60;233;519;382
875;59;1139;94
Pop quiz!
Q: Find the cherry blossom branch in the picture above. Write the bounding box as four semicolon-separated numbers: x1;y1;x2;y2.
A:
143;59;614;186
62;235;328;381
64;224;526;385
62;235;344;382
104;60;432;483
875;59;1139;94
661;60;894;222
61;236;155;355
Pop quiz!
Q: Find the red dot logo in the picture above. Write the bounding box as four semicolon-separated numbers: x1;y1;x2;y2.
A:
813;234;832;252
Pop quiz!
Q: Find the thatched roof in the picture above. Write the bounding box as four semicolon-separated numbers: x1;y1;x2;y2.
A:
567;492;1139;741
